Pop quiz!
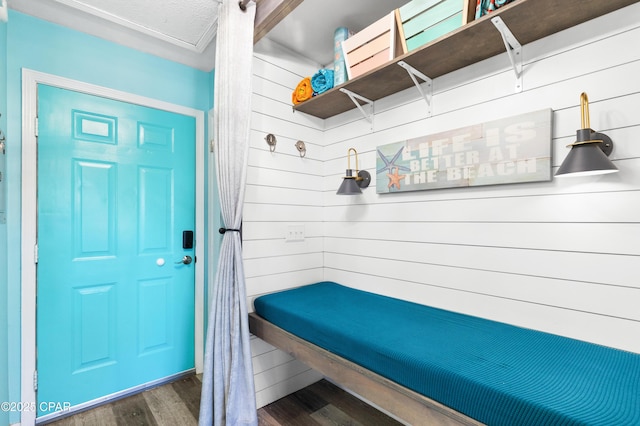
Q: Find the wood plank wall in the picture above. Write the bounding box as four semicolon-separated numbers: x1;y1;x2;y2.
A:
245;4;640;408
246;39;326;407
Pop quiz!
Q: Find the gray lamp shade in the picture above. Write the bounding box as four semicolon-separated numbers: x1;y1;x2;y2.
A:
555;130;618;178
336;170;362;195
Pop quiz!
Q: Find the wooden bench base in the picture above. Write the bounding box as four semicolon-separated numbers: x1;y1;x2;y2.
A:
249;313;483;426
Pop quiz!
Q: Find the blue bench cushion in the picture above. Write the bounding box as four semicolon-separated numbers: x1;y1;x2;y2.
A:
254;281;640;425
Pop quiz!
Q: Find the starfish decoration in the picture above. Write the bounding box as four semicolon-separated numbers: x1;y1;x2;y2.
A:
376;147;412;175
387;167;405;190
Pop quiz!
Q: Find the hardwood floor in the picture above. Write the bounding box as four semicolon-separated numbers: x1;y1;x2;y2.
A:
258;379;403;426
46;375;202;426
45;376;403;425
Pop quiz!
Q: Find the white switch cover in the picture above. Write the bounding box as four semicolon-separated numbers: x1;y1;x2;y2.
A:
285;225;305;242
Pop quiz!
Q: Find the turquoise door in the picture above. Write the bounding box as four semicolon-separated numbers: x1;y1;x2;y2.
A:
36;84;196;416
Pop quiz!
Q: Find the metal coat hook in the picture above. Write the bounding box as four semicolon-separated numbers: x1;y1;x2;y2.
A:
295;141;306;158
265;133;277;152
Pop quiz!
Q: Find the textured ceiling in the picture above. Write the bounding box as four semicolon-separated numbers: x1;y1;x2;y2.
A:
53;0;219;49
9;0;220;70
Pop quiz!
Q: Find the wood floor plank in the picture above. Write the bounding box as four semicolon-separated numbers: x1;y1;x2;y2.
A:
288;385;330;413
262;392;324;426
309;380;404;426
48;404;118;426
310;404;365;426
142;383;197;426
112;393;158;426
257;409;282;426
170;375;202;420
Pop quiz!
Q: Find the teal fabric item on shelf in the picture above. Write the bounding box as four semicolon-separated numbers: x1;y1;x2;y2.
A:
254;282;640;426
311;69;334;95
333;26;350;86
476;0;515;18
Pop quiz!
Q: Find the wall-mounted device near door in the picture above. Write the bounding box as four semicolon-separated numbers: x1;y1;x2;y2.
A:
183;230;194;249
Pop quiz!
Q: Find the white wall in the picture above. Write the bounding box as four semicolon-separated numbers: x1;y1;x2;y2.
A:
247;3;640;407
245;39;326;407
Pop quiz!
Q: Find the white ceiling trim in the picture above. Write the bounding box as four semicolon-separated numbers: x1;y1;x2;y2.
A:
52;0;218;52
194;19;218;53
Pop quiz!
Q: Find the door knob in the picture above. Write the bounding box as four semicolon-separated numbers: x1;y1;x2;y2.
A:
175;255;192;265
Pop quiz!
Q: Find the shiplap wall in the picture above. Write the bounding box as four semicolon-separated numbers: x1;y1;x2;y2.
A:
246;3;640;408
245;39;326;407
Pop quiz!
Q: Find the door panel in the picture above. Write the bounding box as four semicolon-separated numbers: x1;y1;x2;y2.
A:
36;84;196;416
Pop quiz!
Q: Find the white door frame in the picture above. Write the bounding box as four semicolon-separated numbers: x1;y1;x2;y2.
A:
20;69;205;425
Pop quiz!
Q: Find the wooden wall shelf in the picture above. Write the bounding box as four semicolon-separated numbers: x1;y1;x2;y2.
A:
293;0;639;120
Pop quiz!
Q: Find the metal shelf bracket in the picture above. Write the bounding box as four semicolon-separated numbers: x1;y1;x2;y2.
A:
491;16;523;93
398;61;433;116
340;88;374;126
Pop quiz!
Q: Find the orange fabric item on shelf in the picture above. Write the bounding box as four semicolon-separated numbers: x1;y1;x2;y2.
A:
292;77;313;105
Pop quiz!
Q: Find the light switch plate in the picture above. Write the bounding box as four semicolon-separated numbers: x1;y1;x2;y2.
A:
285;225;305;242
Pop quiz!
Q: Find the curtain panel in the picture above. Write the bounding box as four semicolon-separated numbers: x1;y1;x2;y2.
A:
199;0;258;424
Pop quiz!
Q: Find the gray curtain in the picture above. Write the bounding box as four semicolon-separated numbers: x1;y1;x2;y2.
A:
199;0;257;424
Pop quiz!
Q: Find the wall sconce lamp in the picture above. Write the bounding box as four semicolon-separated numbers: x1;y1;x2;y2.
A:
555;92;618;178
336;148;371;195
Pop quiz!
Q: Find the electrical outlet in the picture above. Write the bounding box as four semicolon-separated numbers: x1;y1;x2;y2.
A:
285;225;305;242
